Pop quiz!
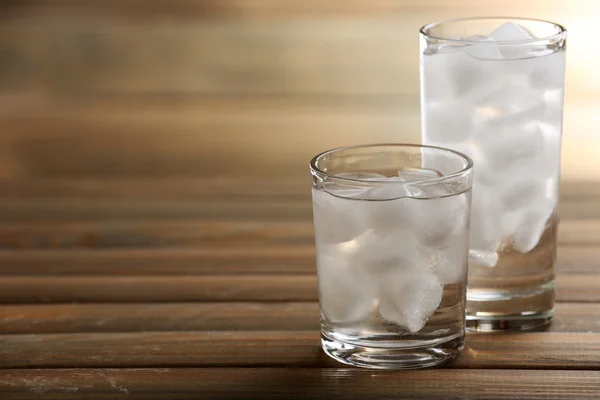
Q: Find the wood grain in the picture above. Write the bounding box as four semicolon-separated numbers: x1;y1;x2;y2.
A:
0;302;320;334
2;330;600;369
556;275;600;302
0;244;596;276
0;177;597;200
1;99;419;179
2;100;599;180
0;197;596;224
1;368;600;400
0;246;317;275
1;302;599;335
0;177;313;200
0;1;597;396
0;218;597;253
0;275;318;303
0;199;313;223
0;274;597;303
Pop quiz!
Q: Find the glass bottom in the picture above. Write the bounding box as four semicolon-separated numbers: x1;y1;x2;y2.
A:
466;282;554;332
321;332;464;369
466;311;552;332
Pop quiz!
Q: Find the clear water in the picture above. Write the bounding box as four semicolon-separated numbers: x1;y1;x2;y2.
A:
312;180;470;365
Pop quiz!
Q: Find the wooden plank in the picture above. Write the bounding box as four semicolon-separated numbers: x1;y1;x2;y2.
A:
556;275;600;302
0;246;317;275
0;199;314;223
1;368;600;400
0;177;597;201
0;273;596;303
0;242;596;276
0;276;318;303
0;177;314;201
0;197;596;223
0;302;320;334
0;221;316;250
1;302;598;335
2;99;419;179
556;246;600;274
2;330;600;369
552;303;600;333
0;218;597;253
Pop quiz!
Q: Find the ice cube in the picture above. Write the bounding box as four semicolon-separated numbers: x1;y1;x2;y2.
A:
350;229;426;273
365;183;411;200
363;185;414;233
412;194;469;247
478;123;545;181
337;172;388;181
422;48;500;102
448;140;490;184
365;175;468;245
476;86;546;128
475;177;554;257
317;250;376;323
422;101;473;143
465;36;502;60
454;59;503;101
397;168;442;181
469;187;502;265
421;46;470;102
539;121;562;179
512;201;555;253
490;22;538;59
312;188;365;244
428;233;469;284
530;50;566;89
500;179;544;213
490;22;534;42
378;269;443;333
469;249;499;268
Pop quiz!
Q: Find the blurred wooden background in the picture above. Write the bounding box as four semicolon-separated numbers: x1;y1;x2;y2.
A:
0;0;598;184
2;3;600;397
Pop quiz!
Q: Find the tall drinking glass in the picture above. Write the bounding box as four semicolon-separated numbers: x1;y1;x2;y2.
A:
420;18;567;331
310;144;473;369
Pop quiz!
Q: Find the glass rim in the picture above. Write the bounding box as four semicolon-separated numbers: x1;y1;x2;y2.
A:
420;17;567;46
309;143;473;186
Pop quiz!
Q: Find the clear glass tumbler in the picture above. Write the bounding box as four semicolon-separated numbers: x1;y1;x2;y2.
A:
420;18;567;331
310;144;473;369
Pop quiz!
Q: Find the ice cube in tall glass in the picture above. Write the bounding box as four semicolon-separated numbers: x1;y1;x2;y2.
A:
420;18;566;331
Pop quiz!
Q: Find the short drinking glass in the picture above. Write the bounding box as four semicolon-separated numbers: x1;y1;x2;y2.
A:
420;18;566;331
310;144;473;369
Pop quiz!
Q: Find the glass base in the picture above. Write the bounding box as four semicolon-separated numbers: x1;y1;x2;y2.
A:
467;281;554;332
321;332;464;369
466;310;553;332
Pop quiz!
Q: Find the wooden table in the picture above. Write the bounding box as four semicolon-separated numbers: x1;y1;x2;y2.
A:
1;177;600;399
